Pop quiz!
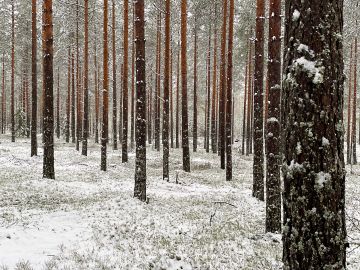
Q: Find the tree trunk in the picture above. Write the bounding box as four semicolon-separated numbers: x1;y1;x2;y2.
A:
225;0;234;181
76;0;81;151
111;0;118;151
119;63;123;145
253;0;265;201
206;23;211;153
193;17;198;153
351;37;357;164
155;11;162;152
176;46;180;149
95;44;99;144
170;47;174;148
181;0;190;172
148;74;152;144
163;0;171;181
71;53;76;144
82;0;89;156
134;0;147;202
241;41;249;156
346;42;352;164
31;0;38;154
218;0;228;169
42;0;55;179
65;48;71;143
101;0;109;171
265;0;281;233
11;0;15;143
122;0;129;163
211;7;218;154
56;67;60;139
282;1;346;268
130;3;135;150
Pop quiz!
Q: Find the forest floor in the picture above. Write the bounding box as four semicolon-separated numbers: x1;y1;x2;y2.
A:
0;135;359;270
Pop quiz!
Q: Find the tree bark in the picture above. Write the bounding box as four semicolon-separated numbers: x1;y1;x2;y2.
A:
226;0;234;181
130;3;135;150
176;46;180;149
155;11;162;152
101;0;109;171
56;68;60;139
42;0;55;179
134;0;147;202
211;7;218;154
265;0;281;233
351;37;357;164
181;0;190;172
193;17;198;153
282;1;347;268
122;0;129;163
163;0;171;181
206;23;211;153
111;0;118;151
11;0;15;143
31;0;38;155
253;0;265;201
82;0;89;156
66;47;71;143
241;41;249;156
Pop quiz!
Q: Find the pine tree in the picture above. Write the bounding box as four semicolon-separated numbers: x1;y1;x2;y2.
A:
82;0;89;156
1;54;5;134
351;37;357;164
130;3;135;150
241;41;249;156
31;0;38;155
122;0;129;163
66;47;71;143
193;16;198;153
71;52;76;144
111;0;118;151
225;0;234;181
205;22;211;153
181;0;190;172
265;0;281;233
211;6;218;154
163;0;171;181
101;0;109;171
56;68;60;139
253;0;265;201
42;0;55;179
134;0;146;202
11;0;15;143
282;1;346;267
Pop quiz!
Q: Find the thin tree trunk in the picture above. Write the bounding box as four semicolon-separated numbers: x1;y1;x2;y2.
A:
181;0;190;172
130;3;135;150
42;0;55;179
11;0;15;142
122;0;129;163
71;53;76;143
155;11;162;152
66;47;71;143
282;1;346;267
265;0;281;233
176;46;180;149
246;40;253;155
351;37;357;164
218;0;228;169
206;23;211;153
253;0;265;201
119;63;123;145
211;6;218;154
56;67;60;139
163;0;170;181
134;0;146;202
101;0;109;171
193;17;198;153
241;41;249;156
82;0;89;156
1;53;5;134
148;73;152;144
31;0;38;154
76;0;81;151
170;47;174;148
95;44;99;144
226;0;234;181
111;0;118;151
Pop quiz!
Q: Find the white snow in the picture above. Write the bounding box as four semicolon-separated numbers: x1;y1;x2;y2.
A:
292;9;300;21
294;57;324;84
315;171;331;188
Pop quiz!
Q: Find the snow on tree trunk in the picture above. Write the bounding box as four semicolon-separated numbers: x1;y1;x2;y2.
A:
265;0;281;233
253;0;265;201
134;0;147;202
282;1;347;268
42;0;55;179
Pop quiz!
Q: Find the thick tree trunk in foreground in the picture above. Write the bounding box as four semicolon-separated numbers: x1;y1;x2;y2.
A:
31;0;38;155
82;0;89;156
265;0;281;233
101;0;109;171
226;0;234;181
122;0;129;163
134;0;146;202
42;0;55;179
253;0;265;201
181;0;190;172
282;1;347;268
163;0;170;181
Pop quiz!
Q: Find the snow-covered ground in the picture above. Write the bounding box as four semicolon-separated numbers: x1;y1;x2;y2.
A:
0;135;359;269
